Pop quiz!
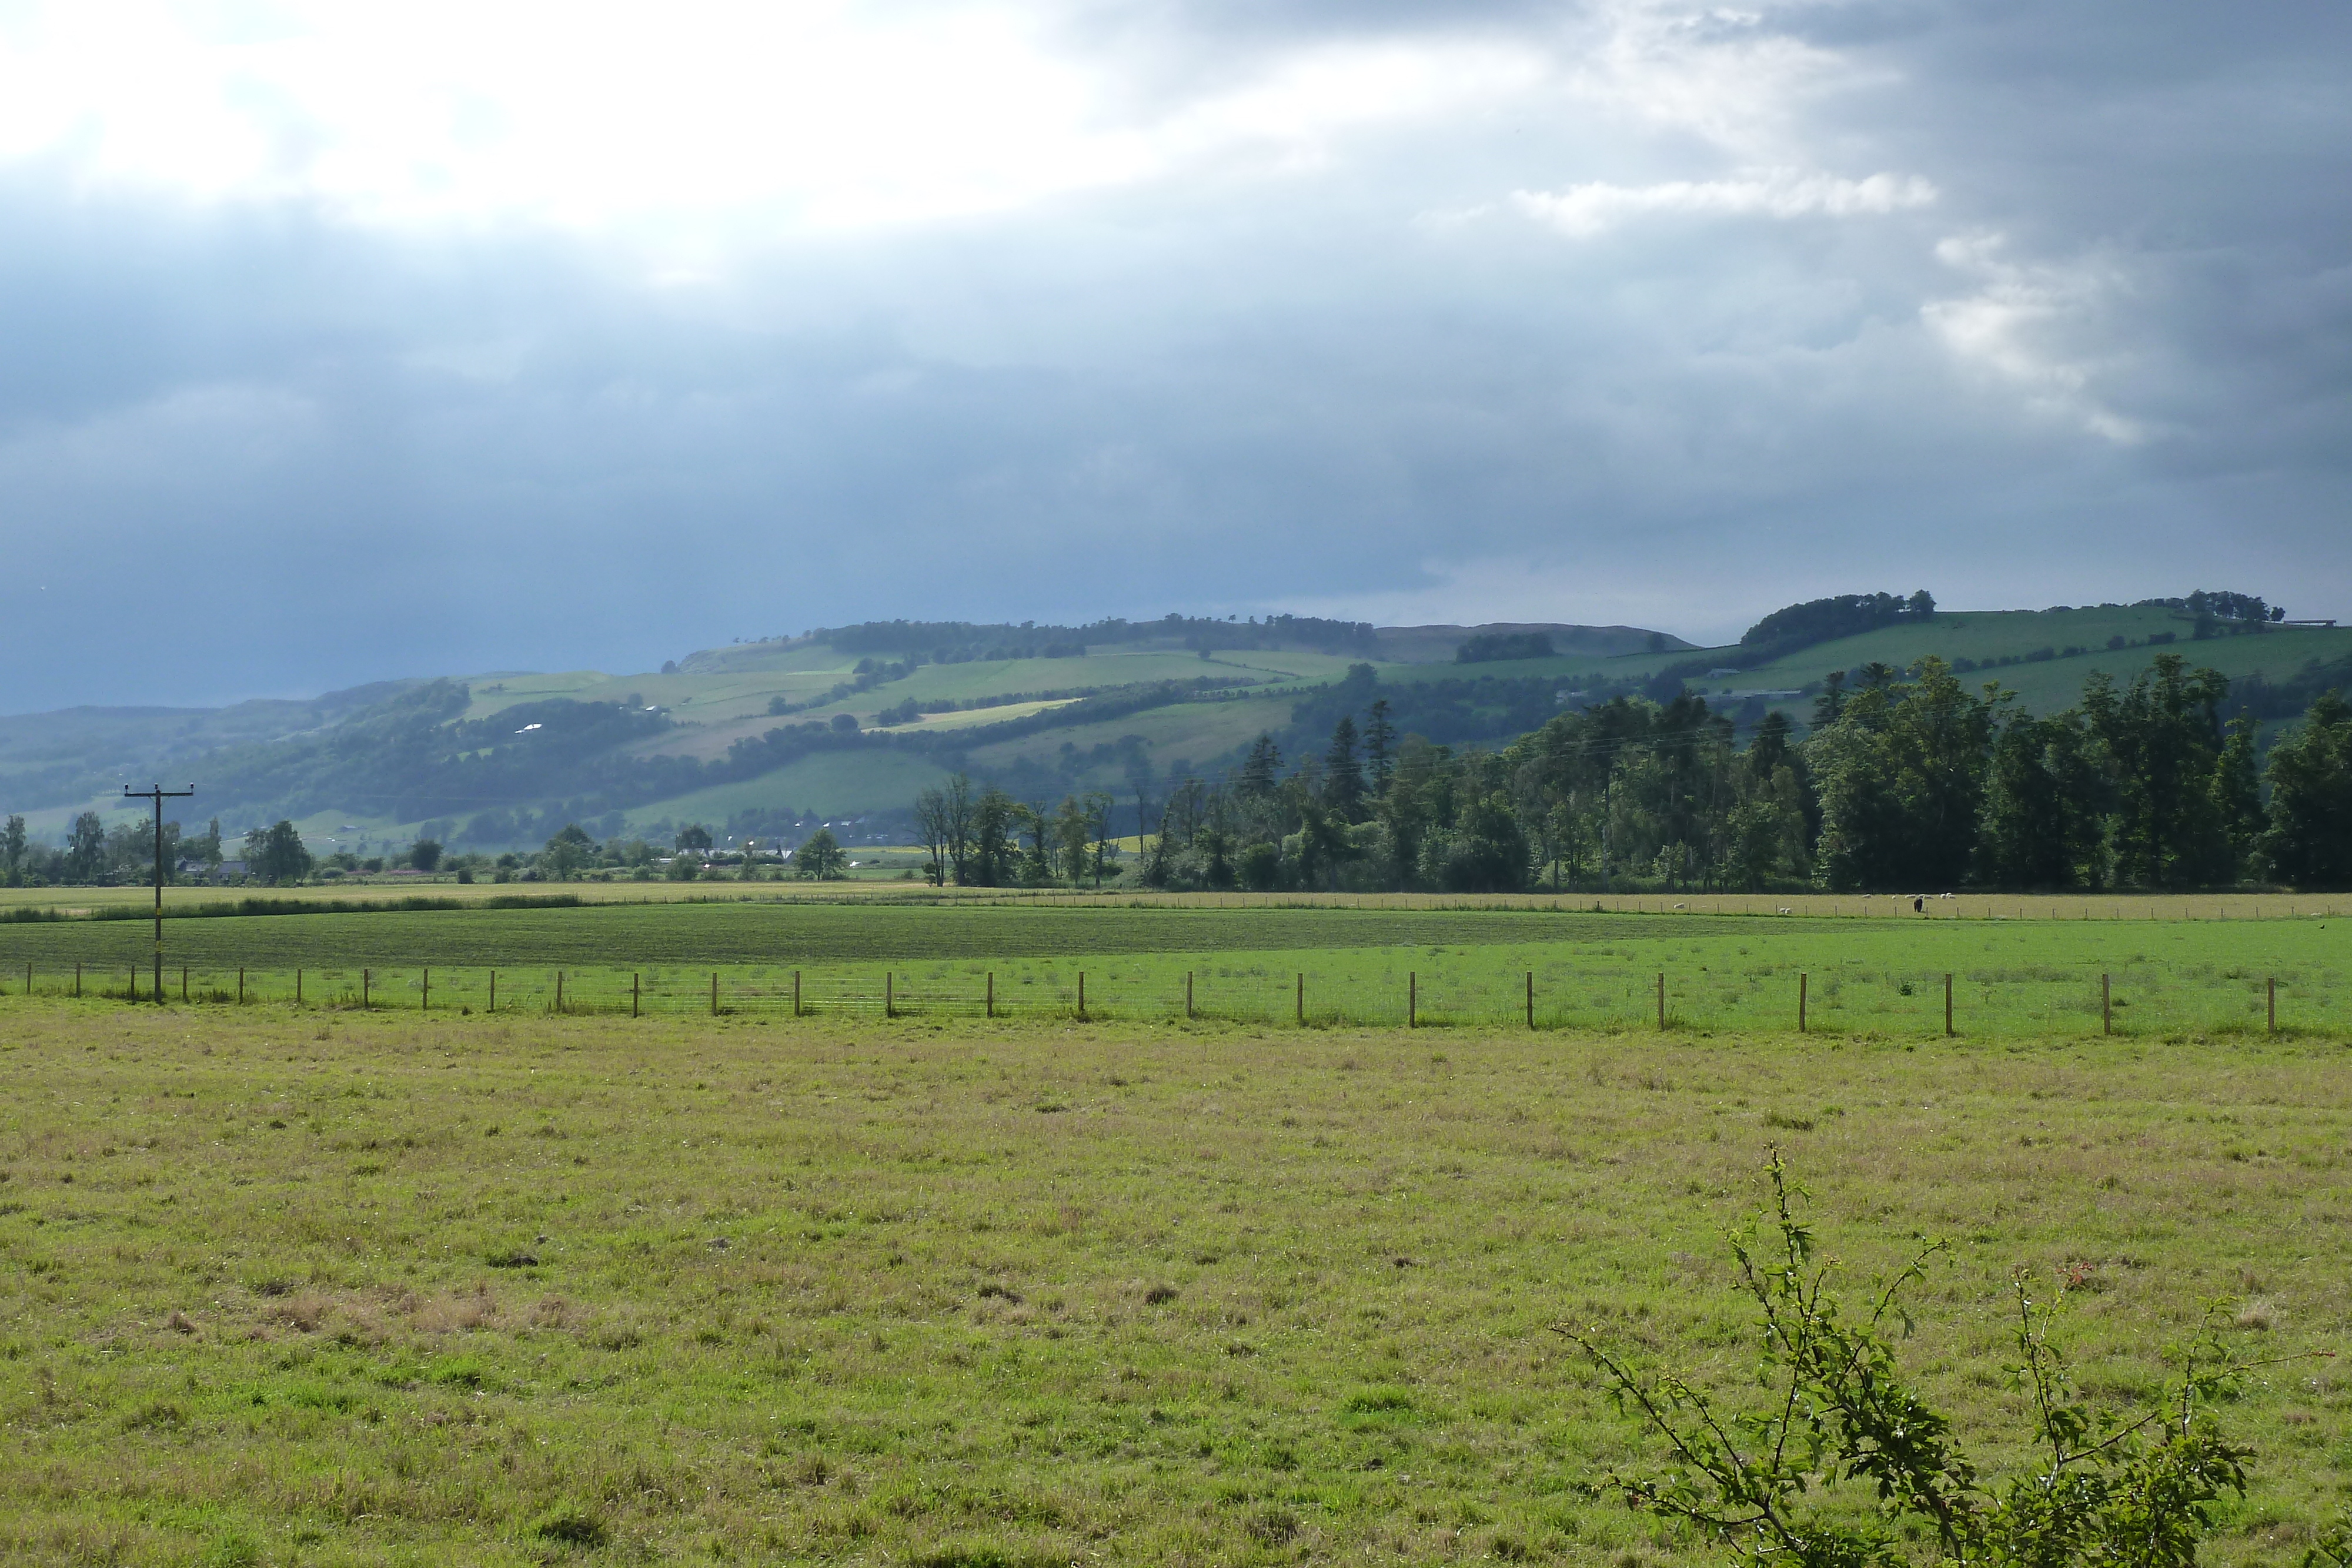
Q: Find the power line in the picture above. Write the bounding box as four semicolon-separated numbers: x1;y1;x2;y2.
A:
122;781;194;1007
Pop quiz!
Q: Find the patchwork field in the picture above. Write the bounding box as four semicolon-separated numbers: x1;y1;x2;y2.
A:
1;1001;2346;1566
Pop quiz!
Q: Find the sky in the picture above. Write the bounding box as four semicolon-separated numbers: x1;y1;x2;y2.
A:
1;0;2347;710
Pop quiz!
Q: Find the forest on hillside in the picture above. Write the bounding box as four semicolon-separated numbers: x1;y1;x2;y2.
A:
916;652;2352;894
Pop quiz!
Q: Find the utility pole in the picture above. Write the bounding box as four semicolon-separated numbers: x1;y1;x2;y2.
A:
123;783;195;1006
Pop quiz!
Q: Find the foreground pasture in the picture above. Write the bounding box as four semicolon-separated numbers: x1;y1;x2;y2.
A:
1;1002;2347;1565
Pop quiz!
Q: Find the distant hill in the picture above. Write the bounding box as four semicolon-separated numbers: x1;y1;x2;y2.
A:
2;598;2344;857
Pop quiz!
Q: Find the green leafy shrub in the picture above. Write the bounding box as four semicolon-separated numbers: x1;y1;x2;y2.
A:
1567;1152;2296;1567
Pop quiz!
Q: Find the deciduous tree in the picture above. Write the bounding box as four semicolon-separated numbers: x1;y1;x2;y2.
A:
245;820;312;885
66;811;106;883
542;823;594;880
2261;690;2352;888
794;827;847;880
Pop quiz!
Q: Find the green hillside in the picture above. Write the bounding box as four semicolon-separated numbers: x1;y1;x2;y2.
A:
1461;603;2352;733
609;751;959;838
5;599;2344;858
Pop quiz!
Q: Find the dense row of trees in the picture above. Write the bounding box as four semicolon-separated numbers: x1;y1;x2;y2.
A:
1108;654;2352;894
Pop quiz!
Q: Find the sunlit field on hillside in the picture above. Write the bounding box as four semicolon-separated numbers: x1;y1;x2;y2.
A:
2;1001;2349;1565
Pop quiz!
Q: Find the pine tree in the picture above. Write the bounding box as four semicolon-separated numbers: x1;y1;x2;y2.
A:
1238;734;1284;798
1364;699;1397;796
1323;716;1365;820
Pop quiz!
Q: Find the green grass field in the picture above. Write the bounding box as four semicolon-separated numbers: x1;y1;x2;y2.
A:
5;901;2348;1038
1;1001;2346;1564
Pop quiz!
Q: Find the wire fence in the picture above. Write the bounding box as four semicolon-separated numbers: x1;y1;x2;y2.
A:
0;957;2318;1038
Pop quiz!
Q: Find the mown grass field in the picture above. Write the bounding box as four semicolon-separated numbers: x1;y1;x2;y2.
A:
2;1002;2347;1565
3;901;2348;1037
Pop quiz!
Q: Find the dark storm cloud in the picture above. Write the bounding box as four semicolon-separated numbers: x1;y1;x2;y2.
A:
0;1;2348;710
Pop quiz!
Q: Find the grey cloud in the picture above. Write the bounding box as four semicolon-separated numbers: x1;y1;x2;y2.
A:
1;0;2349;706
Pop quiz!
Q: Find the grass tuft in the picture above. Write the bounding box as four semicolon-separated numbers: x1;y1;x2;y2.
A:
530;1506;609;1547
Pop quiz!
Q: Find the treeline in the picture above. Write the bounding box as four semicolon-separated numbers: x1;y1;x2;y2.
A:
1;813;226;888
910;781;1128;889
1743;590;1937;654
1639;589;1937;684
1010;651;2352;895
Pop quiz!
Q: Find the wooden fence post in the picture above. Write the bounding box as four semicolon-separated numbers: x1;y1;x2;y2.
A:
237;967;243;1005
2102;973;2110;1034
296;968;302;1007
555;971;564;1014
181;965;188;1002
791;969;800;1017
362;968;370;1009
633;972;640;1018
1799;972;1807;1033
75;961;82;998
985;971;994;1019
1185;970;1194;1019
1944;972;1954;1037
2269;977;2277;1034
1408;972;1416;1029
1656;972;1665;1031
422;968;429;1011
1526;971;1534;1029
487;969;495;1013
1295;972;1304;1025
710;971;718;1017
886;971;894;1019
